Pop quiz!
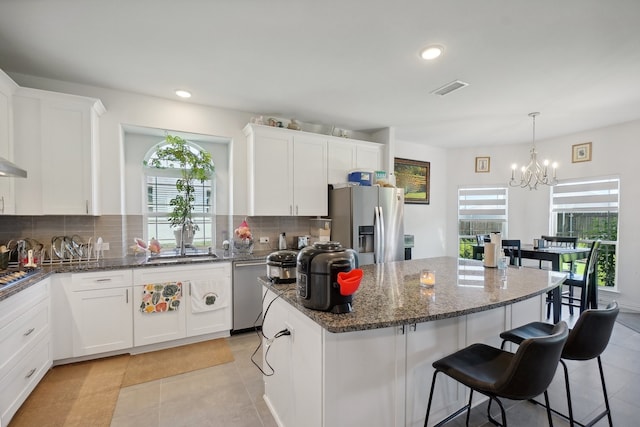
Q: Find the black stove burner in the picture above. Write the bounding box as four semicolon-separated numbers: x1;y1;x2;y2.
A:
0;269;39;287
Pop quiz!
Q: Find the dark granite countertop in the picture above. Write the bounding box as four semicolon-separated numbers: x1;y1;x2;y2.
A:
0;249;272;302
261;256;567;333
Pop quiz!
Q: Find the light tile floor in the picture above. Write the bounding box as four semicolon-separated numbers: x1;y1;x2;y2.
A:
111;310;640;427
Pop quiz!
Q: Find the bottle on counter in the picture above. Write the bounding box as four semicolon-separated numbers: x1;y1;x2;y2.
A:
278;233;287;250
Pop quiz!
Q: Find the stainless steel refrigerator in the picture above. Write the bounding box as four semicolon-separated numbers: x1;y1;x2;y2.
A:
329;186;405;265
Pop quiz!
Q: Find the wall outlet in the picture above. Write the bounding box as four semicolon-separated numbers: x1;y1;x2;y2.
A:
284;322;294;343
101;242;110;250
259;237;269;243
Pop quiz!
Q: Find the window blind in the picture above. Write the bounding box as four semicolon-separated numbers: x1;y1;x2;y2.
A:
458;187;508;221
551;178;619;213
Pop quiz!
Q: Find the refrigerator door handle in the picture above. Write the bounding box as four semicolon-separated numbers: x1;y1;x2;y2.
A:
378;205;385;262
374;206;381;263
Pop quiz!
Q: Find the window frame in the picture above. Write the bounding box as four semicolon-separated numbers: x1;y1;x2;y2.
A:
458;186;509;259
550;176;620;289
143;141;215;250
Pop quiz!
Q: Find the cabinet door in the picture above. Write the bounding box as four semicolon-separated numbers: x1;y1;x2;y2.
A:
0;71;16;214
65;270;133;357
69;287;133;356
185;263;232;337
248;129;293;215
355;142;383;171
292;134;327;216
327;140;356;184
13;88;104;215
406;318;466;427
41;98;94;214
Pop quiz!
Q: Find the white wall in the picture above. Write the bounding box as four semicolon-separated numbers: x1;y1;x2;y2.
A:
446;119;640;310
394;140;448;259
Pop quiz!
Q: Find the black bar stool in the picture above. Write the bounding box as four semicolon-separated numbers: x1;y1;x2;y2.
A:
500;301;619;427
424;321;568;426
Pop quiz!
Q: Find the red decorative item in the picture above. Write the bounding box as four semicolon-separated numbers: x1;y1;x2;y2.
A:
337;269;363;296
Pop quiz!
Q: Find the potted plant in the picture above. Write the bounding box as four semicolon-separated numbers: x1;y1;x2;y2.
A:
145;135;214;251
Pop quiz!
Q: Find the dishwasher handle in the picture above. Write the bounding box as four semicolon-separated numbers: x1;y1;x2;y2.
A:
234;261;266;268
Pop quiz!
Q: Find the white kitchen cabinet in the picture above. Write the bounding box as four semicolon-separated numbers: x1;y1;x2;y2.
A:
185;262;231;336
13;87;105;215
263;288;545;427
327;139;384;184
262;288;323;427
65;270;133;357
133;263;231;347
0;69;18;214
0;278;52;427
244;124;328;216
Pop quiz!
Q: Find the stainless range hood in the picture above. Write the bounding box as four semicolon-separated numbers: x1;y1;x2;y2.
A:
0;157;27;178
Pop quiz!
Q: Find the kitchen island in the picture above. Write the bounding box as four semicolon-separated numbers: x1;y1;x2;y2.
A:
260;257;566;427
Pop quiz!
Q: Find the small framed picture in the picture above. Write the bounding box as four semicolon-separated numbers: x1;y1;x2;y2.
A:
475;156;490;173
572;142;592;163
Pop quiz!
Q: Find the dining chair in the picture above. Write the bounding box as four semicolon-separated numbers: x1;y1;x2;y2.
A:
563;239;601;314
500;302;618;427
539;236;579;269
424;321;569;427
475;234;490;245
501;239;522;267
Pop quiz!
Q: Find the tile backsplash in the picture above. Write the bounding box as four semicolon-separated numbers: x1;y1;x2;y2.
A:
0;215;326;259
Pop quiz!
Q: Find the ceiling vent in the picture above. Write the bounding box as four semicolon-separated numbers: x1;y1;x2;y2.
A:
431;80;469;96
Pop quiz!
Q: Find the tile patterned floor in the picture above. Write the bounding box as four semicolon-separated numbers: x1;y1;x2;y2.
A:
111;310;640;427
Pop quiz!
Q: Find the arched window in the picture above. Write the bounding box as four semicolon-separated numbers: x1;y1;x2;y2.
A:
143;140;215;250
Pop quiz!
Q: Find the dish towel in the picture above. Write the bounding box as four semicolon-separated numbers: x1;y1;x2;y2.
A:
191;278;229;313
140;282;182;313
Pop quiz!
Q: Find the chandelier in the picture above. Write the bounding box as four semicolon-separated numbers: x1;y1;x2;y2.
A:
509;112;558;190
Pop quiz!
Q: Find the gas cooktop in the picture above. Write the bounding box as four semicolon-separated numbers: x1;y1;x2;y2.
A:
0;269;40;289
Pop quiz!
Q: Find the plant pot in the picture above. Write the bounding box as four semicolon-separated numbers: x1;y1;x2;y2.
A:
174;227;196;248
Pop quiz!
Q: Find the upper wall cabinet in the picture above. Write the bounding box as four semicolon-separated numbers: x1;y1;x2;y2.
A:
244;124;328;216
0;70;18;214
327;139;383;184
13;87;105;215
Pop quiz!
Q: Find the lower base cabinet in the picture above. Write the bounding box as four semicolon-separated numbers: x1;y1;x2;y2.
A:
0;278;52;426
262;288;544;427
66;270;133;357
133;264;231;347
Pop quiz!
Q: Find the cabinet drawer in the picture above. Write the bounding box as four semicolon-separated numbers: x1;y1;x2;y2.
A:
0;299;49;375
0;280;49;325
0;337;51;425
70;270;133;291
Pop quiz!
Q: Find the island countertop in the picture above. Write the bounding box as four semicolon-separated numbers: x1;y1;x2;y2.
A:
261;256;567;333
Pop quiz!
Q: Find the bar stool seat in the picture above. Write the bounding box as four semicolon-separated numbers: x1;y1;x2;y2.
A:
500;301;619;427
424;321;568;426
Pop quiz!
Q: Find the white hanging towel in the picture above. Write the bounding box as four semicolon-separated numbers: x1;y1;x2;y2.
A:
190;278;229;313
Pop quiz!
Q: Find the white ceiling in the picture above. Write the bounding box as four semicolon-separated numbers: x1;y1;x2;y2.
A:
1;0;640;148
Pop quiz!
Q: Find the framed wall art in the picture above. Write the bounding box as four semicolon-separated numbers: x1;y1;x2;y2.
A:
475;156;490;173
572;142;592;163
394;157;430;204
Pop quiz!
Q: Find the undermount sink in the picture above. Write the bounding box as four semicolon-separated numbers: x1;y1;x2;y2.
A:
144;253;218;265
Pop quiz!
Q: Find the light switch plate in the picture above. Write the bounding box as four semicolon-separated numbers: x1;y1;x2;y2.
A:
101;242;110;250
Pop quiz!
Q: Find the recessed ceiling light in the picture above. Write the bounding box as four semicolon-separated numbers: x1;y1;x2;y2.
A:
175;89;192;98
420;45;444;60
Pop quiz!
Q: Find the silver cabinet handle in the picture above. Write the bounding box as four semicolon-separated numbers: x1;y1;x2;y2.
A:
126;289;129;304
25;368;36;379
86;200;89;214
95;278;112;282
24;327;35;336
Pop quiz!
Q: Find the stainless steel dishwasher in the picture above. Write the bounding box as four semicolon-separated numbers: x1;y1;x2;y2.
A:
232;259;265;333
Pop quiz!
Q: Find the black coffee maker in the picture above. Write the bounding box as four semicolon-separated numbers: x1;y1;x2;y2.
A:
296;241;359;314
